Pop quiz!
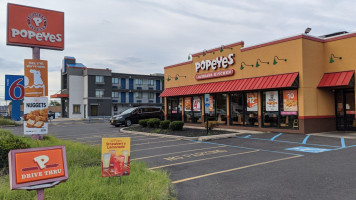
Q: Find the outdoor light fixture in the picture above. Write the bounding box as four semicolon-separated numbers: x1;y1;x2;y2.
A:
175;74;186;80
273;56;287;65
167;75;173;82
329;54;342;63
240;62;254;70
203;49;207;56
220;45;224;52
304;27;312;34
188;54;192;60
255;59;269;67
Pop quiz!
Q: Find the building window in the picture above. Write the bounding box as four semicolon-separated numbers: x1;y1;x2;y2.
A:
148;79;154;86
135;79;143;85
96;76;104;83
135;92;142;99
112;92;119;98
112;77;119;84
148;92;155;99
96;90;104;97
73;105;81;114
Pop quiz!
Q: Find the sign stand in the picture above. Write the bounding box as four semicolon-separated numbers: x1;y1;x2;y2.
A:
31;47;44;141
37;189;44;200
204;94;210;135
11;100;21;121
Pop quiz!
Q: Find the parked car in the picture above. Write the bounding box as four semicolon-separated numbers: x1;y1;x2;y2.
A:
110;106;164;127
48;111;55;120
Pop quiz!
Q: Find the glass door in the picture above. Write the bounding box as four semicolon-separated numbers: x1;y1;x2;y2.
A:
335;90;356;131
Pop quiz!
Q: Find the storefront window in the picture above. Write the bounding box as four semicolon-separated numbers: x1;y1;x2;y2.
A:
262;91;279;127
184;97;192;123
184;96;203;123
167;97;182;121
230;93;244;125
206;94;227;124
192;96;202;123
280;90;298;129
246;92;258;126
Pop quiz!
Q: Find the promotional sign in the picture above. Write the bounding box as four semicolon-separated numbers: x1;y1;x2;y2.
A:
24;97;48;135
204;94;210;113
283;90;298;112
193;96;201;111
5;75;24;100
184;97;192;111
195;69;234;80
24;59;48;97
8;146;68;190
247;93;258;111
209;95;214;112
265;91;278;111
7;3;64;50
101;138;131;177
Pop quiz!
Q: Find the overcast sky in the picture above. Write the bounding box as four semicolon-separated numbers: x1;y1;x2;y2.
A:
0;0;355;105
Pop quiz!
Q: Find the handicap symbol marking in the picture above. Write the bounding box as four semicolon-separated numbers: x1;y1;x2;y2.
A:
285;146;332;153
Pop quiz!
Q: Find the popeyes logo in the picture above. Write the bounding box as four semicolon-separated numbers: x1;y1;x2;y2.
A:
8;146;68;190
7;3;64;50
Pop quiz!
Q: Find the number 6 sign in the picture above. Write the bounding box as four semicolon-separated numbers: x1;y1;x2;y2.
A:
5;75;25;101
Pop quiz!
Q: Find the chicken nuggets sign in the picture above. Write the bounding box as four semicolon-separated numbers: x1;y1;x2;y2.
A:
8;146;68;190
7;3;64;50
24;97;48;135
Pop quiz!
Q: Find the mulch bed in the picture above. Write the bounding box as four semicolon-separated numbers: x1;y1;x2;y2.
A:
126;126;231;137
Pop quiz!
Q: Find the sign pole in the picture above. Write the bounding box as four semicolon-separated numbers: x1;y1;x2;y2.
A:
37;188;44;200
31;47;42;141
11;100;21;121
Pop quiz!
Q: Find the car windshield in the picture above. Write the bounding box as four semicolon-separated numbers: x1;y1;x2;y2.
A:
121;107;137;115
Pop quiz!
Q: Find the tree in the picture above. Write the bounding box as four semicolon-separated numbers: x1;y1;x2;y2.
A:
50;100;61;106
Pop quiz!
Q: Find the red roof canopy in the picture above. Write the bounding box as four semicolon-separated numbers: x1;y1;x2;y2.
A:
161;72;298;97
318;70;354;88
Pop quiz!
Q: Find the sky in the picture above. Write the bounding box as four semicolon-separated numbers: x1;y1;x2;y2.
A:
0;0;355;105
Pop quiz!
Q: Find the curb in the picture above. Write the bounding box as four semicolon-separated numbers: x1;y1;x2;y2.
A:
121;128;248;141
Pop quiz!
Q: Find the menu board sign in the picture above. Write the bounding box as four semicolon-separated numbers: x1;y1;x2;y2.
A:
247;93;258;111
265;91;278;111
283;90;298;112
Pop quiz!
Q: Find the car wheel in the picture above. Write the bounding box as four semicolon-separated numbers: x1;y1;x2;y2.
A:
125;119;132;127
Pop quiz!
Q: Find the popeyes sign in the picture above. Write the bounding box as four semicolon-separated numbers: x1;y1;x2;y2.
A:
8;146;68;190
195;53;235;72
7;3;64;50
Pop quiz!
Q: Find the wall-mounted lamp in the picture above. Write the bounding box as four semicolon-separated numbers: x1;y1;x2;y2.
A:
167;75;173;82
273;56;287;65
188;54;192;60
203;49;207;56
175;74;186;80
256;59;269;67
220;45;224;52
240;62;254;70
329;54;342;63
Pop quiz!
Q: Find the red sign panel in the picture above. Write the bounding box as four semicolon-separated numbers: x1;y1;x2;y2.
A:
8;146;68;190
7;3;64;50
195;69;234;80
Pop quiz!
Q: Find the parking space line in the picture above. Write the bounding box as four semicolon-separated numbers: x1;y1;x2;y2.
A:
341;138;346;148
131;142;198;152
270;133;283;141
302;135;310;144
149;150;259;170
131;137;163;142
131;139;180;146
172;155;302;184
132;146;222;161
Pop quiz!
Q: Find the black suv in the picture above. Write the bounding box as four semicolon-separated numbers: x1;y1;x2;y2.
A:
110;106;164;127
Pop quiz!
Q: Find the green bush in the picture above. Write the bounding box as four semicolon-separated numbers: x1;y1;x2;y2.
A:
147;118;161;128
138;119;148;127
0;118;19;126
160;120;170;129
169;121;184;131
0;130;30;175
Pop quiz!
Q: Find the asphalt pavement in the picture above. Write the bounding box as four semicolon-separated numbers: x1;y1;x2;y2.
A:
4;120;356;200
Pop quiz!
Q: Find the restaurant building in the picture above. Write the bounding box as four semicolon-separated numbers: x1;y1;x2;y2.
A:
160;31;356;134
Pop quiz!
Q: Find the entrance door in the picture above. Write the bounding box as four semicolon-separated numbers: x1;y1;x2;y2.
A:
91;105;98;116
335;89;356;131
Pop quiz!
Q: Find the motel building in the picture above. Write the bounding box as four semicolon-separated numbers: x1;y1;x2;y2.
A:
160;31;356;134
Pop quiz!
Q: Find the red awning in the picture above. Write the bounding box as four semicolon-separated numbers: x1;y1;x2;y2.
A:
318;70;354;88
50;94;68;98
160;72;298;97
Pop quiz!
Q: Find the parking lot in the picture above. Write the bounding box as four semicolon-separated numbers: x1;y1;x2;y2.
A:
5;121;356;199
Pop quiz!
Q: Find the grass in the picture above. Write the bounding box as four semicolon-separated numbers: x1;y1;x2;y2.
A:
0;132;176;200
0;118;19;126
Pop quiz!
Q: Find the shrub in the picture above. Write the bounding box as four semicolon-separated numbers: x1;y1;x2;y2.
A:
0;118;19;126
0;130;30;175
160;120;170;129
169;121;184;131
139;119;148;127
147;118;161;128
205;121;218;130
